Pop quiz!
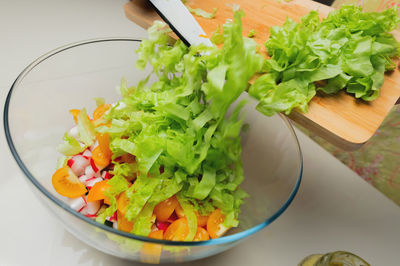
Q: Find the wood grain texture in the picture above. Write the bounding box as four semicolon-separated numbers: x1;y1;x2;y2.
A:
123;0;400;150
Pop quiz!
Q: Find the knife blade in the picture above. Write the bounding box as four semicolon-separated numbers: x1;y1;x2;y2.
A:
148;0;213;47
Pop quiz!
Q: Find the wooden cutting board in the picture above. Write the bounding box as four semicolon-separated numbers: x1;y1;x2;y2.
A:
123;0;400;150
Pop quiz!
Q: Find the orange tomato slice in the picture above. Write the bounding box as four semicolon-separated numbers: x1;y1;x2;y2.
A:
52;166;87;198
154;196;179;222
164;218;189;241
69;109;80;124
93;103;111;120
96;133;112;159
92;146;111;168
196;213;209;228
117;210;134;233
117;191;130;216
193;227;210;241
87;180;111;202
175;203;208;227
148;230;164;240
207;209;230;239
141;230;164;264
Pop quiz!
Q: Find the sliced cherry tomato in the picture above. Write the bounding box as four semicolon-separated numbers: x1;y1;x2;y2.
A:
148;230;164;240
52;166;87;198
141;230;164;264
164;218;189;241
193;227;210;241
69;109;80;124
154;196;179;222
104;196;111;205
117;210;134;233
207;209;230;239
92;146;111;168
117;191;130;216
87;180;111;202
175;203;208;227
93;103;111;120
96;133;112;159
196;213;209;228
175;203;185;218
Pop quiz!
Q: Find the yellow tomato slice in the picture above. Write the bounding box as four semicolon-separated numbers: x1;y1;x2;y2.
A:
52;166;87;198
141;230;164;264
164;218;189;241
93;103;111;120
117;191;130;216
154;196;179;222
69;109;80;124
96;133;112;159
92;146;111;168
196;212;209;227
207;209;230;239
117;210;134;233
87;180;111;202
193;227;210;241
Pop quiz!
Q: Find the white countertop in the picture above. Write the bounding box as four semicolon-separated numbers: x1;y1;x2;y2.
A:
1;1;399;265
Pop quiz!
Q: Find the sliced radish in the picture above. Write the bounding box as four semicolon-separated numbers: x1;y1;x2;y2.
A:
86;177;103;189
90;158;99;173
108;211;117;222
68;197;86;212
156;221;170;231
113;221;118;229
78;175;89;183
79;206;89;216
70;155;90;176
69;126;79;140
82;149;92;158
86;200;101;215
102;171;112;180
85;165;101;178
67;158;74;168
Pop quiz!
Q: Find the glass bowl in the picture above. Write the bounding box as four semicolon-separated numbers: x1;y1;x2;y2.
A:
4;38;302;264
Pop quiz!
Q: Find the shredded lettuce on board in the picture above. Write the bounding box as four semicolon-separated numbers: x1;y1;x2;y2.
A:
187;6;217;19
96;10;261;236
249;5;400;116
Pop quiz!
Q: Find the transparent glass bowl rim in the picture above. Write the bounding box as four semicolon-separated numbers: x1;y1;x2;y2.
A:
3;37;303;247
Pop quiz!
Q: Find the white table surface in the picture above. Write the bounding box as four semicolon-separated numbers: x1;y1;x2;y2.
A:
1;1;399;265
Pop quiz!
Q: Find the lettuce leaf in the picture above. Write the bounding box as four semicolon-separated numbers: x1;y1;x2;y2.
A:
57;133;85;156
77;108;96;146
177;194;197;241
250;5;400;116
186;6;217;19
96;9;256;235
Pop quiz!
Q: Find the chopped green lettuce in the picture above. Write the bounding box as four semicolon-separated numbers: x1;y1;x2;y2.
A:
57;133;85;156
77;108;96;146
250;5;400;116
97;9;257;236
186;6;217;19
177;195;197;241
248;29;256;38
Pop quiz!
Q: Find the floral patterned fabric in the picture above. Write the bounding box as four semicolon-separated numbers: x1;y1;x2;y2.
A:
300;105;400;205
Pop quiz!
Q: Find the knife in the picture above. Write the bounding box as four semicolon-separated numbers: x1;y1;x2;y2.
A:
148;0;213;47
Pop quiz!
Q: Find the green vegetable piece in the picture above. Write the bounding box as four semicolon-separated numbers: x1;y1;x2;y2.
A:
77;108;96;146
